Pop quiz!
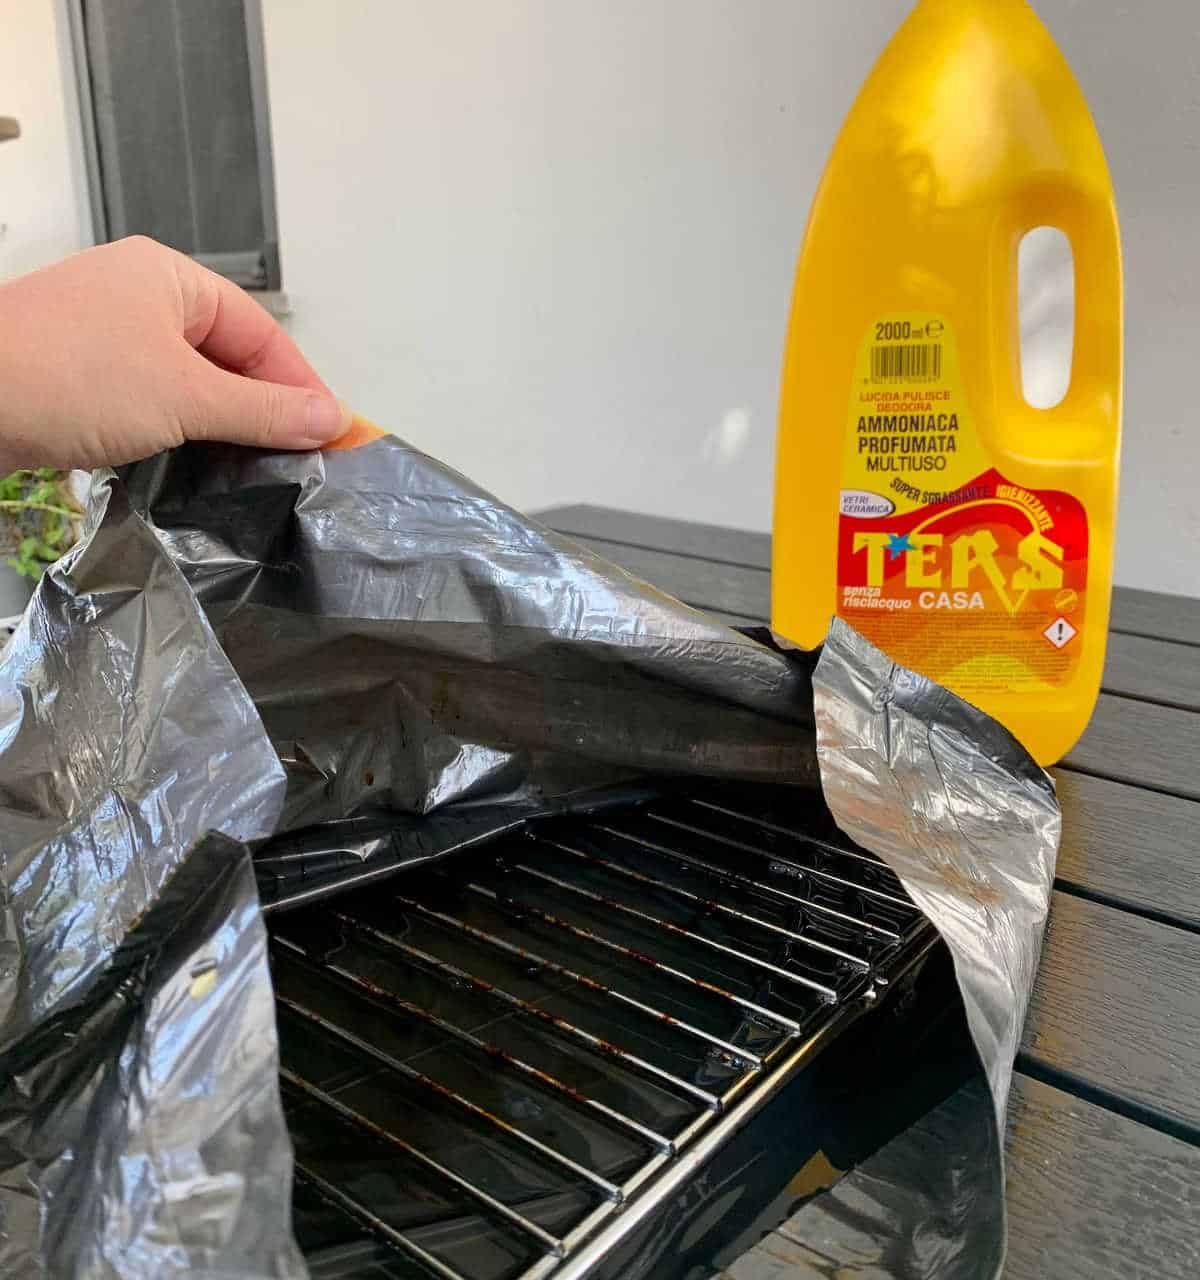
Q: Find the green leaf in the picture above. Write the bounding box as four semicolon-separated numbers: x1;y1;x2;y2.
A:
0;470;77;568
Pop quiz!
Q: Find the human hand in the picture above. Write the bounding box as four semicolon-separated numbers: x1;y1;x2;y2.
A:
0;236;352;474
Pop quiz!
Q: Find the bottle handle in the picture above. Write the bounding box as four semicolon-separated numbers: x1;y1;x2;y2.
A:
990;177;1122;459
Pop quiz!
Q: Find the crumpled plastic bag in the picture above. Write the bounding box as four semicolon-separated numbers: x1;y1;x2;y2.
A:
0;429;1058;1277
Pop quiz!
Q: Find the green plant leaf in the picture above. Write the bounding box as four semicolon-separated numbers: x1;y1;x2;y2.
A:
1;469;77;566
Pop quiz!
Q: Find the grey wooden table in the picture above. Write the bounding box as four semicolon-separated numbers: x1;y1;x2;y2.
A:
539;504;1200;1280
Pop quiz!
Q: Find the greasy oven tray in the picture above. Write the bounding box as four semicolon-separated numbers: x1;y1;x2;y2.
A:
264;784;941;1280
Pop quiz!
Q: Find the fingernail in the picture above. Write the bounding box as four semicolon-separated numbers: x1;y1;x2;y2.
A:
304;394;353;443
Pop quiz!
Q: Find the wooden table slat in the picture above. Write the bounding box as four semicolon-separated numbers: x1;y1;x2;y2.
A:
1065;694;1200;802
1021;891;1200;1137
1004;1073;1200;1280
564;529;771;619
1101;630;1200;711
1108;586;1200;648
1051;770;1200;930
539;503;772;570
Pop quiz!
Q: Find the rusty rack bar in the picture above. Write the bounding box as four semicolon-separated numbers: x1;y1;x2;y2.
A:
282;1066;566;1256
686;798;908;874
594;822;902;943
386;893;778;1062
534;835;870;968
279;994;622;1203
294;1161;470;1280
273;933;673;1154
460;881;801;1036
646;812;915;909
507;861;841;1001
333;907;724;1108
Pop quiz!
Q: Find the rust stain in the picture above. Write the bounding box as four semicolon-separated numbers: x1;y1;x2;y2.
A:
786;1148;844;1199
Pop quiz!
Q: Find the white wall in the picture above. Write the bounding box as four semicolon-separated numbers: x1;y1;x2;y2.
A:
1053;0;1200;599
262;0;891;542
3;3;1197;595
0;3;91;279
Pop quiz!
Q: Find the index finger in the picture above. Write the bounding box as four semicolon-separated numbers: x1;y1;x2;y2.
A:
180;255;331;394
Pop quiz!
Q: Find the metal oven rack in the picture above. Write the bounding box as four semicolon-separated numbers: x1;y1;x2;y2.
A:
266;789;936;1280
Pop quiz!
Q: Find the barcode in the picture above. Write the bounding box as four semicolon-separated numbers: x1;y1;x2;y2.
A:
870;343;942;383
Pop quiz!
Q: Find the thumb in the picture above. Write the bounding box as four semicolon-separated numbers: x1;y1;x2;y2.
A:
185;361;353;451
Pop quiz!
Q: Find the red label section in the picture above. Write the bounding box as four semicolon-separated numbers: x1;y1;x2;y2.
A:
836;468;1088;693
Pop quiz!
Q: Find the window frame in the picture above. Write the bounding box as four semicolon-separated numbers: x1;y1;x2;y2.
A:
64;0;282;292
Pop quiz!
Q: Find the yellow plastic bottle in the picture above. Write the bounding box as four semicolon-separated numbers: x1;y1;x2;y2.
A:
772;0;1122;765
